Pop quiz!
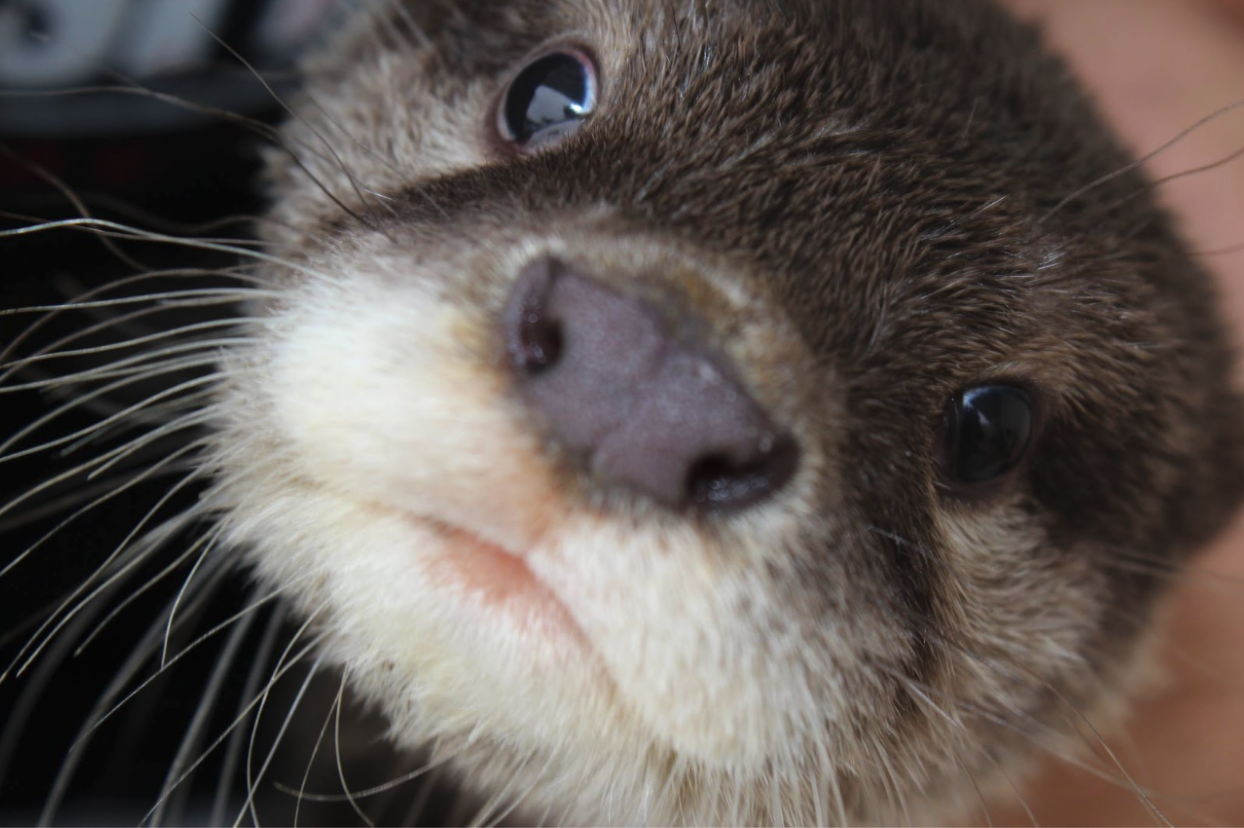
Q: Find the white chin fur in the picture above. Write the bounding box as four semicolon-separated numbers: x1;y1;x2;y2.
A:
205;238;852;786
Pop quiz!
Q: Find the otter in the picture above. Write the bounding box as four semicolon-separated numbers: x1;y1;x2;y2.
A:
2;0;1243;824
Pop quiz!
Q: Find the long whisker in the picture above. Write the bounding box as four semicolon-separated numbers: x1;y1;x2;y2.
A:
291;671;342;828
87;409;218;483
958;752;998;828
0;439;202;583
399;761;449;826
36;587;195;828
0;288;275;320
162;528;227;666
195;20;400;235
864;526;1184;822
3;188;268;239
897;674;1036;827
885;620;1169;820
273;740;468;804
60;389;217;455
877;659;1133;803
80;585;291;750
1041;679;1171;826
76;524;226;657
1040;96;1244;223
0;264;257;367
0;141;150;272
333;671;377;828
1;366;224;459
0;217;334;281
0;316;247;375
0;208;275;253
242;650;330;828
0;574;119;788
211;603;291;827
1;352;230;402
870;523;1244;595
2;68;375;234
1194;239;1244;258
1096;139;1244;222
140;628;325;827
0;294;246;392
488;750;557;828
1100;550;1244;593
238;610;327;828
0;461;192;535
9;473;208;681
148;582;265;828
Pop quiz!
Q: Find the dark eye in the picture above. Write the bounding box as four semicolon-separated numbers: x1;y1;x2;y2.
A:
938;385;1036;488
498;49;597;151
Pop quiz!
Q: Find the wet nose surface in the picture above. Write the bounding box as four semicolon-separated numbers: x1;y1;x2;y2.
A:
504;256;798;512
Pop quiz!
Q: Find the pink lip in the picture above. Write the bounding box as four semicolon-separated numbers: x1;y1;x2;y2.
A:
417;519;588;648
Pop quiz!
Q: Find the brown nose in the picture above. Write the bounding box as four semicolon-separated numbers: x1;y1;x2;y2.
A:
503;256;798;512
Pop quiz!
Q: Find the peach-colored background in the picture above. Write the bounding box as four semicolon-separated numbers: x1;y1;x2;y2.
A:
989;2;1244;824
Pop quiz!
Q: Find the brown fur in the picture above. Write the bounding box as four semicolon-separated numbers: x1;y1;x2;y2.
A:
128;0;1244;823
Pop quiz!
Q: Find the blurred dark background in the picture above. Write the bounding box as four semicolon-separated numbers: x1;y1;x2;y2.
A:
0;1;434;824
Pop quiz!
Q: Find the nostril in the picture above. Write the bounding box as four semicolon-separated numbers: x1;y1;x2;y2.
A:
685;434;800;512
505;258;565;374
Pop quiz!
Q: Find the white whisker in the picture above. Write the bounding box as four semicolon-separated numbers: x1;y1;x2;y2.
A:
1;369;222;460
85;408;215;480
0;266;252;372
2;76;377;235
273;738;468;803
238;611;328;828
0;575;117;787
59;389;217;455
77;525;227;657
10;481;208;681
0;316;247;375
0;217;333;281
333;671;377;828
0;339;245;396
142;629;325;827
148;584;266;828
291;671;341;828
80;586;291;752
0;460;192;535
162;528;227;666
211;604;291;827
0;287;275;316
0;442;202;582
37;592;190;828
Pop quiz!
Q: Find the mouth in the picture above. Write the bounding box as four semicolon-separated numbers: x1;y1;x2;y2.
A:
415;516;589;650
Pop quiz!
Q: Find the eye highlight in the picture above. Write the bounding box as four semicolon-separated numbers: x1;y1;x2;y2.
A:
497;49;597;151
938;385;1036;489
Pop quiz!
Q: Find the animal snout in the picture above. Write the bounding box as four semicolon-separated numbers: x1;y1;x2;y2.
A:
503;256;798;512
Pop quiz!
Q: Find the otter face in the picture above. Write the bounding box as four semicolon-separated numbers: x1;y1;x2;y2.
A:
206;0;1244;823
